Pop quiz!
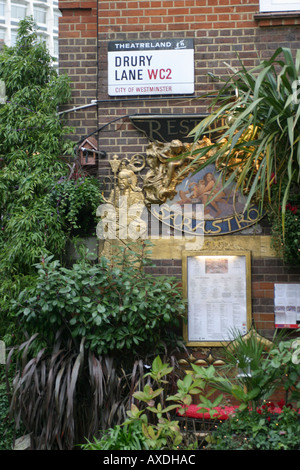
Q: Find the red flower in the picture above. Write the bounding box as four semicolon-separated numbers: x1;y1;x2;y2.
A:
278;399;285;409
277;400;293;409
286;203;298;214
266;401;275;410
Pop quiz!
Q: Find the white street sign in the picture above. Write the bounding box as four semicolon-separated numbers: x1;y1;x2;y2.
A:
108;39;194;96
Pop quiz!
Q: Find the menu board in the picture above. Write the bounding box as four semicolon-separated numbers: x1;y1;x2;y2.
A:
182;252;251;345
274;283;300;328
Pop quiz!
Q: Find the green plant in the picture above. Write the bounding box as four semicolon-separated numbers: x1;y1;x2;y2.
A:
261;333;300;406
13;243;186;358
206;329;279;411
269;180;300;264
0;373;23;450
7;241;187;450
6;332;148;450
0;17;102;344
46;172;101;238
187;47;300;262
0;13;103;274
0;16;72;157
210;403;300;450
123;356;226;450
81;421;149;450
0;273;37;346
198;329;300;412
124;356;187;450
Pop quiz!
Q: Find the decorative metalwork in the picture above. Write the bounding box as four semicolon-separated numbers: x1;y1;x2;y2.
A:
143;137;214;206
97;153;147;248
178;349;226;369
142;138;264;236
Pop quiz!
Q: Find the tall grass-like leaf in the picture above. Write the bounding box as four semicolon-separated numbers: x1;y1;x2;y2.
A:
7;332;164;449
187;47;300;231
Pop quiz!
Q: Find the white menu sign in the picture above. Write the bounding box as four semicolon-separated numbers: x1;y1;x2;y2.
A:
186;255;249;344
274;283;300;328
108;39;194;96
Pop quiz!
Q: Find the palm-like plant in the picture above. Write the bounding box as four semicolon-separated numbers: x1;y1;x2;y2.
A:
187;47;300;238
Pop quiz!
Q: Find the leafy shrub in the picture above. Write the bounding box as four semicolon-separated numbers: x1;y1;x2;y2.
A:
0;377;14;450
82;421;148;450
46;174;101;238
0;16;102;273
7;332;149;449
202;329;300;411
261;333;300;405
120;357;225;450
0;370;25;450
210;403;300;450
13;243;186;359
0;17;102;342
7;341;184;449
0;16;72;157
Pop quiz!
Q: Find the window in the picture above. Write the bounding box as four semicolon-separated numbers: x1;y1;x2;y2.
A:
34;6;47;25
10;29;18;46
54;9;60;29
37;33;47;45
0;1;5;16
53;37;58;56
11;2;27;20
260;0;300;12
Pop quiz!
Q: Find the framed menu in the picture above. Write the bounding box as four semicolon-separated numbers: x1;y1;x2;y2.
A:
182;251;252;346
274;283;300;328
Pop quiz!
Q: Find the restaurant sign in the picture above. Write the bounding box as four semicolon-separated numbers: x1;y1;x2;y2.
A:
149;164;264;236
108;39;194;96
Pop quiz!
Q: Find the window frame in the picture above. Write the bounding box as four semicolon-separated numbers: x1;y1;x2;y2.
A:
11;1;27;20
259;0;300;12
33;5;47;25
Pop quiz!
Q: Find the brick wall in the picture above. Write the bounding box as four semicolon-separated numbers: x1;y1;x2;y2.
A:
94;1;300;160
58;1;98;143
58;1;300;340
58;1;300;155
144;257;300;339
252;259;300;335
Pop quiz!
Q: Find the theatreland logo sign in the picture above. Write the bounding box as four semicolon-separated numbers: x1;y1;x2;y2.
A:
107;39;194;96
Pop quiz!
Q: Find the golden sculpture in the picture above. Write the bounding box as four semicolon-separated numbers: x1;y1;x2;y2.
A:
142;128;263;207
107;166;144;207
97;154;146;244
97;132;263;248
143;137;218;206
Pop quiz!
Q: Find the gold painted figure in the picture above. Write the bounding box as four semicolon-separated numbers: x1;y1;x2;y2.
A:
143;137;219;206
98;156;146;245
